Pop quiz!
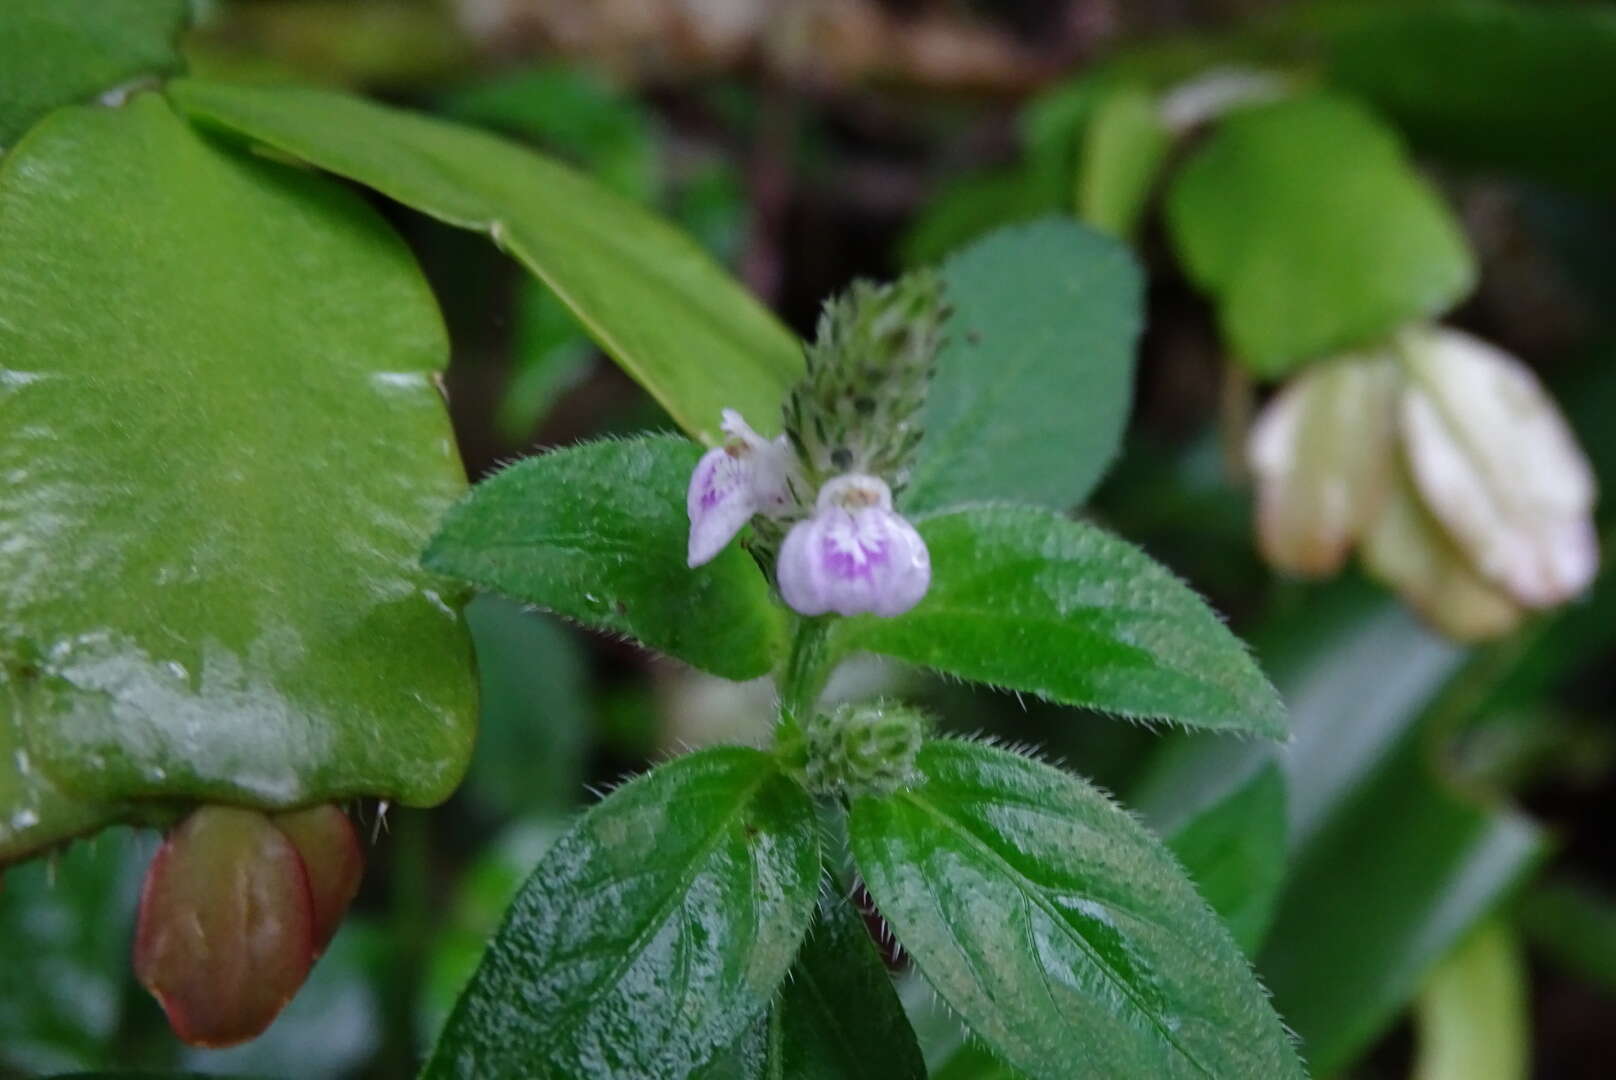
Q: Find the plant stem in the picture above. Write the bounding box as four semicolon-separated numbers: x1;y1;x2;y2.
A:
779;616;836;731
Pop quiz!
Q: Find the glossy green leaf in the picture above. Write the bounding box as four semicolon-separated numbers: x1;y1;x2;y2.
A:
0;0;188;147
167;78;801;444
423;436;787;680
1166;93;1475;376
849;740;1304;1080
0;95;475;861
1412;922;1529;1080
1076;85;1171;240
1326;3;1616;193
700;889;926;1080
903;219;1142;515
423;747;821;1080
1164;763;1286;955
833;506;1287;737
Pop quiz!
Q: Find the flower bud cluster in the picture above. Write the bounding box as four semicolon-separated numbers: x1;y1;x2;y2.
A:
802;701;928;797
686;272;948;619
1249;325;1598;640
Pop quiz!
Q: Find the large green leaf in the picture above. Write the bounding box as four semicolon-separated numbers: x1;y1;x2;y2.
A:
700;889;926;1080
423;747;820;1080
849;740;1304;1080
423;436;787;680
1164;763;1287;955
1325;3;1616;193
0;0;188;147
0;95;475;862
166;78;801;444
833;506;1286;738
903;219;1142;515
1132;583;1546;1076
1166;93;1474;377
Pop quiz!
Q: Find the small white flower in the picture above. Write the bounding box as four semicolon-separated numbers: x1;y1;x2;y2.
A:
777;474;931;617
687;409;794;567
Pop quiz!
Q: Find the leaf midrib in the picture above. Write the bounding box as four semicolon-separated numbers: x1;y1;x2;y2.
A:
898;785;1218;1079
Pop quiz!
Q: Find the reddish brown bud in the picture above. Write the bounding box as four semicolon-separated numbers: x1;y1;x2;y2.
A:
271;804;364;955
133;806;315;1048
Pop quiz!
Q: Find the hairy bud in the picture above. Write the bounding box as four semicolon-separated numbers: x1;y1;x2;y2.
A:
803;701;928;797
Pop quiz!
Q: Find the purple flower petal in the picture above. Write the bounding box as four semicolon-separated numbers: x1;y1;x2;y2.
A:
778;475;931;617
687;444;758;567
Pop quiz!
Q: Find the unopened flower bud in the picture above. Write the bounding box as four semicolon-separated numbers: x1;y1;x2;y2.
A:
804;701;928;796
777;474;930;617
1397;326;1598;608
271;804;364;955
1248;351;1400;576
134;806;316;1047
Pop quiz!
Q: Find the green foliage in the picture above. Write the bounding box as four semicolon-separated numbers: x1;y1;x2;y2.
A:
834;506;1287;737
0;95;476;862
1518;879;1616;999
849;740;1305;1080
1326;3;1616;193
1076;84;1171;240
700;890;926;1080
1165;763;1287;954
903;219;1143;514
1166;93;1475;376
423;748;820;1080
167;78;801;444
423;436;787;680
1411;922;1529;1080
0;0;188;147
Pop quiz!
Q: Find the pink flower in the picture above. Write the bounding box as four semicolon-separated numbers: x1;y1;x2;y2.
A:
687;409;794;567
777;474;930;617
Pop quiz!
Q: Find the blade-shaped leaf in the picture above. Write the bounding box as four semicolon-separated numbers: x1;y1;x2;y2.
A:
423;747;821;1080
1164;762;1287;955
1166;93;1475;376
422;435;787;680
699;888;927;1080
0;95;476;861
1076;85;1171;240
849;740;1305;1080
832;506;1286;737
166;78;801;444
903;219;1142;515
0;0;188;147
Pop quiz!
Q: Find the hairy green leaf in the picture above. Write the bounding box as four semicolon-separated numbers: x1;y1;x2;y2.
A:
833;506;1286;737
0;0;188;147
0;95;475;862
423;436;787;680
849;740;1305;1080
423;748;820;1080
700;888;926;1080
1166;93;1474;376
1164;763;1287;954
166;78;800;444
904;219;1142;514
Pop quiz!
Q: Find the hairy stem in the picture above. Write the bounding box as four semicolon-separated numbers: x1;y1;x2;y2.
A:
778;616;837;732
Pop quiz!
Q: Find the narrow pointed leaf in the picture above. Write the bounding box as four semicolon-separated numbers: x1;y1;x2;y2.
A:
422;436;787;680
423;748;820;1080
849;740;1305;1080
1167;93;1475;376
0;0;188;146
166;78;801;444
0;96;475;862
833;506;1286;737
903;220;1142;515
